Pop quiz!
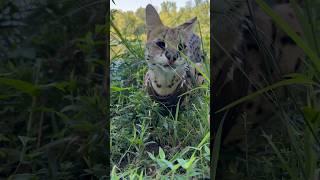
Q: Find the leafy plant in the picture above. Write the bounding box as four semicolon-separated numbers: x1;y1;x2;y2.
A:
110;1;210;179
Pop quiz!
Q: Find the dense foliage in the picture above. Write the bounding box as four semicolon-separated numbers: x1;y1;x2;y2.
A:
1;0;319;179
0;0;107;179
213;0;320;179
110;0;210;179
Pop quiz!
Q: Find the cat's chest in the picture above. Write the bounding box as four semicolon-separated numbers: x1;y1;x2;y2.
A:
147;64;186;96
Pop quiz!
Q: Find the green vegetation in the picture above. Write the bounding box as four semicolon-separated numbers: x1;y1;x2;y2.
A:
213;0;320;179
0;1;107;179
110;1;210;179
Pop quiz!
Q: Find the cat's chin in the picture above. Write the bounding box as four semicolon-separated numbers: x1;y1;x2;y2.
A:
163;64;176;68
160;61;185;68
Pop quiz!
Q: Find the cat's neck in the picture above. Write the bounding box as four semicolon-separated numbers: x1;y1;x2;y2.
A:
147;65;186;96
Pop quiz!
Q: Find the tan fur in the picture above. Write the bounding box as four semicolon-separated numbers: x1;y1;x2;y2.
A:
144;4;203;98
214;2;305;147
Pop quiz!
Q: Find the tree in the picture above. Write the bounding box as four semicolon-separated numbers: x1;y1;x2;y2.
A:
161;1;177;13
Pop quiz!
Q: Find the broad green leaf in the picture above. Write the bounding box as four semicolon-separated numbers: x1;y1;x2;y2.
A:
161;159;174;169
197;132;209;148
177;158;187;169
0;94;16;100
302;107;320;124
111;86;132;92
40;81;69;92
184;155;196;169
147;152;156;161
111;166;120;180
158;147;165;159
0;77;40;96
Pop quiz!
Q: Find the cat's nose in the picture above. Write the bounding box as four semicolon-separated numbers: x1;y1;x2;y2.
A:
165;51;179;64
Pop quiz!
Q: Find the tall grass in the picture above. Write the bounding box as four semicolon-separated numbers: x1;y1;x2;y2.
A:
213;0;319;179
255;1;320;179
0;1;107;178
110;8;210;179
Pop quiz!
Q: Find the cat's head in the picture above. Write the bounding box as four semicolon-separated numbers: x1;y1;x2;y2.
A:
145;4;197;68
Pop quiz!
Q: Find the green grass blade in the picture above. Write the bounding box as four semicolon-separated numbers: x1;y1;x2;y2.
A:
217;77;315;113
263;131;299;180
211;110;227;180
0;77;40;96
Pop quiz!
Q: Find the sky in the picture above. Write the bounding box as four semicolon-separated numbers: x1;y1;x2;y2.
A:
110;0;192;11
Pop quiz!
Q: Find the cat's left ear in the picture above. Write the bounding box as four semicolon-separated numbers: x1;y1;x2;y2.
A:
178;17;197;33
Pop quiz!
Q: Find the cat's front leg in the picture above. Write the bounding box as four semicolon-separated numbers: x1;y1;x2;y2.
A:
194;63;205;86
144;71;150;89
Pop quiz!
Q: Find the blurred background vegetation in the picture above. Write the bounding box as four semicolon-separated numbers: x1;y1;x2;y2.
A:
111;0;210;59
110;0;210;179
213;0;320;179
0;0;107;179
1;0;318;179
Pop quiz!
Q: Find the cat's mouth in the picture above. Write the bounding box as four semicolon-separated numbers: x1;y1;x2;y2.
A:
163;64;176;68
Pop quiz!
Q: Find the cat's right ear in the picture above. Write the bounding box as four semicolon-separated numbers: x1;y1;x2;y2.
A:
146;4;163;31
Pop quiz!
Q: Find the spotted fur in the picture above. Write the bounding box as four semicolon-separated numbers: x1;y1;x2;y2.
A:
144;4;205;110
213;0;304;147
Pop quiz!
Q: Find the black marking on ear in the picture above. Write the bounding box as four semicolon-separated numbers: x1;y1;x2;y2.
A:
280;36;295;45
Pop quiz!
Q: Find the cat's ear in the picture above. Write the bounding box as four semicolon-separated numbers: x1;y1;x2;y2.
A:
146;4;163;30
178;17;197;33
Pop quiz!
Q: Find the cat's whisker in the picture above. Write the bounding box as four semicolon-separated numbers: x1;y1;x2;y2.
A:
144;4;205;110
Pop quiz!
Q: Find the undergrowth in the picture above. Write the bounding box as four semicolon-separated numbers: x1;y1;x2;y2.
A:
212;0;320;179
110;5;210;179
0;1;107;179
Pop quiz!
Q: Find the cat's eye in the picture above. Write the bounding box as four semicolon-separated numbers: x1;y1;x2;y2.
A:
156;40;166;49
178;43;186;51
